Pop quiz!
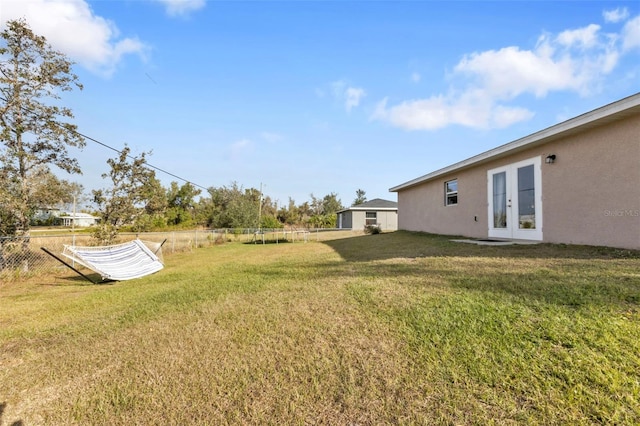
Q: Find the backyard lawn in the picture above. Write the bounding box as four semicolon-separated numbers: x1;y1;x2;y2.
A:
1;231;639;424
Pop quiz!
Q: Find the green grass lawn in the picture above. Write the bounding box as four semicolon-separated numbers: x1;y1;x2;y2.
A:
1;231;638;424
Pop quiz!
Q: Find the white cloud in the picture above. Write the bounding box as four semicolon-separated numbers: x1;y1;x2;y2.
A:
345;87;366;112
1;0;147;77
154;0;206;17
454;45;577;98
371;94;533;131
372;16;638;131
411;72;421;82
556;24;600;49
622;15;640;51
330;80;366;112
491;104;535;128
603;7;629;23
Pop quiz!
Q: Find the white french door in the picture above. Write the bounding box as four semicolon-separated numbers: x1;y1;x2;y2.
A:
487;157;542;241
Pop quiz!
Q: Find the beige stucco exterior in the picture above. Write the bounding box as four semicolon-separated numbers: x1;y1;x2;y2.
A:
392;96;640;250
338;209;398;231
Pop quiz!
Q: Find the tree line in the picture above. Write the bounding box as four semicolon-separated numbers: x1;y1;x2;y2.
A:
89;143;348;244
0;19;364;247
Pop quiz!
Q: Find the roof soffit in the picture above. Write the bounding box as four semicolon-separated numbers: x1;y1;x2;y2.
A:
390;93;640;192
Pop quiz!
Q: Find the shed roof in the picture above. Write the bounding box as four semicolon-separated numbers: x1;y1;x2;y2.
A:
337;198;398;213
390;92;640;192
59;213;99;220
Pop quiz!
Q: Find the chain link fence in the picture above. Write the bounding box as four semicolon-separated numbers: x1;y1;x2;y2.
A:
0;228;356;282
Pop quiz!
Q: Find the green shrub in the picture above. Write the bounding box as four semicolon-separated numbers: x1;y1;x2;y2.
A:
364;224;382;234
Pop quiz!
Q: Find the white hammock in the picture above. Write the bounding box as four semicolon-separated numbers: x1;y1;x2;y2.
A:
61;239;164;281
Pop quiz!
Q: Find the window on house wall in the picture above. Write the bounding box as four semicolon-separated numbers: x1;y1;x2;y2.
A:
445;179;458;206
365;211;377;225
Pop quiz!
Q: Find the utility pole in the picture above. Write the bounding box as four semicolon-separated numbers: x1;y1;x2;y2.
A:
72;195;76;266
72;195;76;246
258;183;263;230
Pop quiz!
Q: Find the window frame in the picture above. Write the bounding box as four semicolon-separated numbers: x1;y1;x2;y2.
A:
444;179;458;206
365;211;377;226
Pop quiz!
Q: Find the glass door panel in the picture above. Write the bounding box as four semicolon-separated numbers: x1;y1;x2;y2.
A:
493;172;507;229
488;157;542;241
517;165;535;229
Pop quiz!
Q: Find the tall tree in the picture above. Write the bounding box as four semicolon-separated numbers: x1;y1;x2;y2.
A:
135;174;168;231
92;145;157;242
277;197;300;226
353;189;367;206
202;182;260;229
309;193;324;216
166;181;201;227
259;195;280;229
322;192;343;215
29;167;84;210
56;180;85;213
0;190;18;236
297;201;313;224
0;19;84;242
307;193;343;229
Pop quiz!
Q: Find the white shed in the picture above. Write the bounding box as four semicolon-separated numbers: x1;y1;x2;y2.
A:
59;212;100;227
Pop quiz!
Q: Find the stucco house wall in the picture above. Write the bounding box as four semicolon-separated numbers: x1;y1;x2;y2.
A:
348;211;366;230
337;198;399;231
346;210;398;231
59;213;100;227
540;114;638;247
338;211;353;229
397;167;487;238
377;210;398;231
392;95;640;250
33;207;62;221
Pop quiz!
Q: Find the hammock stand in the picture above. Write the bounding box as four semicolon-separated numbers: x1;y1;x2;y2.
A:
42;239;165;284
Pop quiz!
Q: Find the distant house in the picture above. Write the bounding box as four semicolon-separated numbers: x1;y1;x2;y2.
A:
58;212;100;227
390;93;640;250
337;198;398;231
32;207;62;224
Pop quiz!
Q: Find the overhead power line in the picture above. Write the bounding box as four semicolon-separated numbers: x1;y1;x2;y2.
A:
73;129;210;191
0;95;210;191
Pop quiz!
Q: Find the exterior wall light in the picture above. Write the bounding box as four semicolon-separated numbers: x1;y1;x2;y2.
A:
545;154;556;164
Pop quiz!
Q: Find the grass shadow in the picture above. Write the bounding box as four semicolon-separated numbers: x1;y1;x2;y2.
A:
242;239;292;245
322;231;640;263
37;273;115;286
446;268;640;309
311;257;639;310
0;402;23;426
320;231;640;310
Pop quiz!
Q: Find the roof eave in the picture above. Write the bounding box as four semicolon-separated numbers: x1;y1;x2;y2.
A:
390;92;640;192
336;207;398;213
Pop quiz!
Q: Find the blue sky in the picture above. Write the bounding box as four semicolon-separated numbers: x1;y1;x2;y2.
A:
2;0;639;208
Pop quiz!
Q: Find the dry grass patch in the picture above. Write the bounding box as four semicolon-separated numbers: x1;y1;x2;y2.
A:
1;240;426;424
1;231;639;424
